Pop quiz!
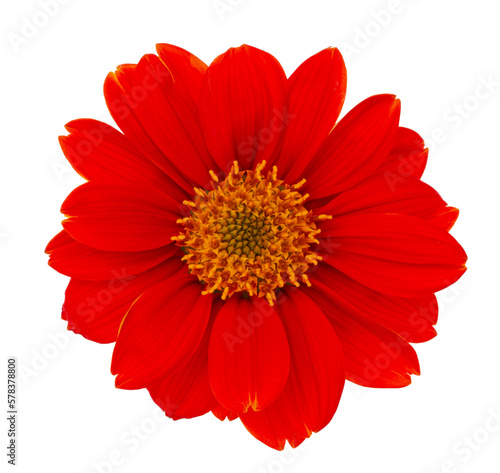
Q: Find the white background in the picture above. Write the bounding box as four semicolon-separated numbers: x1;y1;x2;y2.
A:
1;0;499;472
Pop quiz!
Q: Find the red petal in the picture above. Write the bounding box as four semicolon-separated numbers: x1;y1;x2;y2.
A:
104;64;194;194
239;289;345;450
156;43;207;104
59;118;187;202
303;94;401;199
199;45;287;172
46;230;177;280
131;54;219;189
208;296;290;413
316;174;449;222
278;48;347;182
212;404;238;422
430;207;460;231
62;257;184;344
241;408;307;450
309;264;438;343
306;281;420;388
61;181;181;252
319;213;467;297
376;127;428;181
147;299;223;420
111;273;211;389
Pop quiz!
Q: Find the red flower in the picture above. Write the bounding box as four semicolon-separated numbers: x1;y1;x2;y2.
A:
46;44;467;450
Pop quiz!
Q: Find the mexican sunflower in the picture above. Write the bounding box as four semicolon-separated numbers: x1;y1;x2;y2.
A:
45;44;467;450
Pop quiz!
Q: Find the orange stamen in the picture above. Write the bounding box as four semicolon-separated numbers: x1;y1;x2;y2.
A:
174;161;328;305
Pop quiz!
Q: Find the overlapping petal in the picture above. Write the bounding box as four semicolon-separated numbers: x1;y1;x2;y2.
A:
111;271;212;389
375;127;428;181
156;43;207;103
307;280;420;387
212;404;238;422
302;94;401;199
430;206;460;231
239;289;345;450
199;45;287;172
59;118;187;202
46;230;178;280
62;257;184;344
279;47;347;182
147;299;223;420
104;63;199;193
208;296;290;413
131;54;219;189
316;174;449;225
61;181;181;252
104;64;190;192
309;264;438;343
318;213;467;297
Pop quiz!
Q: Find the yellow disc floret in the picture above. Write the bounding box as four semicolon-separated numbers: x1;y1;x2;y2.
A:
173;161;331;305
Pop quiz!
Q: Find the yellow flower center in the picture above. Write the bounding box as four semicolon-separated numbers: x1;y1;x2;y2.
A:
173;161;330;305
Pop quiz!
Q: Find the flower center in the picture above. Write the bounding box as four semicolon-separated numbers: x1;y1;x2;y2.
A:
173;161;330;305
